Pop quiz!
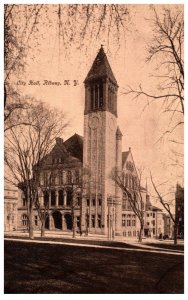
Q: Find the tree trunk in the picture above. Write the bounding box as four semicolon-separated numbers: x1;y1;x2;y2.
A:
138;224;144;242
28;208;34;239
41;221;45;237
29;219;34;239
72;215;76;238
174;223;178;245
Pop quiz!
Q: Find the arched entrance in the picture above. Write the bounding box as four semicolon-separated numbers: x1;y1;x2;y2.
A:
45;213;49;229
64;213;73;230
52;211;62;230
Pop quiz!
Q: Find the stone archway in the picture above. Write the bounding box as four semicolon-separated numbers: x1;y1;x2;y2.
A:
64;213;73;230
52;211;62;230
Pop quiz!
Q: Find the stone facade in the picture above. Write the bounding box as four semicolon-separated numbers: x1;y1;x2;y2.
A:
15;46;166;238
4;181;18;231
17;135;83;233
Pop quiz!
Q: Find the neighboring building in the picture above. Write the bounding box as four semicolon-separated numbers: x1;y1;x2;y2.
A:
4;181;18;231
144;194;165;238
16;46;164;237
175;184;184;237
163;214;174;238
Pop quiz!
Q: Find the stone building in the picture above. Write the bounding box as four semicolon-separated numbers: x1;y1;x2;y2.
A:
144;194;165;238
17;134;83;232
16;46;164;237
4;181;18;231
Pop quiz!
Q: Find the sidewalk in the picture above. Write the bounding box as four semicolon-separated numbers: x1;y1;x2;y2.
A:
5;230;184;256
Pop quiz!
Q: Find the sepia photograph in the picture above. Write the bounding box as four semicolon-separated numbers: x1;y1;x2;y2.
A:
4;1;184;294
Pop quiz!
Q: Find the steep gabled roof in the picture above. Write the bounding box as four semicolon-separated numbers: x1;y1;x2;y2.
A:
64;133;83;162
84;46;118;85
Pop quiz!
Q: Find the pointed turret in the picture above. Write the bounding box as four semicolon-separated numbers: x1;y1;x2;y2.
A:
116;126;123;140
84;45;118;86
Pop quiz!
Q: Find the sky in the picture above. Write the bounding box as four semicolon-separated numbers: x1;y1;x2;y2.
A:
8;3;184;206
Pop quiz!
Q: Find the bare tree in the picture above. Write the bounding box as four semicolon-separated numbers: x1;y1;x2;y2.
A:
4;4;130;130
125;6;184;142
4;99;69;239
111;167;145;242
4;5;44;131
150;173;179;244
67;167;91;238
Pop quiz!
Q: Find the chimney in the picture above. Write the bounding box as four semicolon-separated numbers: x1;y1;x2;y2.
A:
56;137;64;145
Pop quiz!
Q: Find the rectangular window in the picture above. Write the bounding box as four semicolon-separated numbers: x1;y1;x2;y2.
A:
153;213;155;218
98;198;102;206
92;198;96;206
147;222;150;226
132;220;136;227
152;220;155;226
128;231;132;237
147;213;150;217
87;199;90;206
127;220;131;226
22;215;28;226
91;215;95;228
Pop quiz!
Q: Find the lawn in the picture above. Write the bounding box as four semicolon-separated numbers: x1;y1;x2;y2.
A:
4;240;184;294
145;242;184;251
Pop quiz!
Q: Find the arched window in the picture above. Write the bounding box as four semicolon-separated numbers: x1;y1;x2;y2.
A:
51;190;56;206
95;85;98;108
108;88;112;110
67;189;72;206
43;190;49;206
22;214;28;226
59;171;63;185
58;190;64;206
76;193;81;206
125;174;128;187
99;83;103;107
91;82;103;110
91;87;94;109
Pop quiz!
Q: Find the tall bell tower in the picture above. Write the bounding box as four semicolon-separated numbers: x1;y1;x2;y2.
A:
82;46;122;235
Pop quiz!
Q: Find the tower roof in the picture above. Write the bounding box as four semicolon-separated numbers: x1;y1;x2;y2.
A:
84;46;118;85
116;126;123;140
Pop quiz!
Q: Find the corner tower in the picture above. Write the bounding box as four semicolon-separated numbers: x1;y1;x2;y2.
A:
82;46;119;234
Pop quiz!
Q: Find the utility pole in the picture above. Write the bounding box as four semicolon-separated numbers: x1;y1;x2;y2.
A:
107;195;115;241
